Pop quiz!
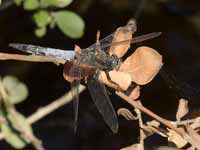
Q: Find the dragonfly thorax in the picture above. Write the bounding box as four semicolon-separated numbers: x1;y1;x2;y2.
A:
78;49;121;71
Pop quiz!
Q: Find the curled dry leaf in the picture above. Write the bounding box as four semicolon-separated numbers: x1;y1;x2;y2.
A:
176;98;189;122
167;128;187;148
191;117;200;129
187;146;196;150
99;70;132;91
147;120;160;128
121;143;143;150
119;46;163;85
117;108;137;120
109;19;136;58
185;124;200;149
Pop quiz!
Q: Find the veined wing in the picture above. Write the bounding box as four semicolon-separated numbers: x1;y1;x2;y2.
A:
87;19;137;51
86;32;161;52
71;80;80;134
9;43;75;61
68;58;82;133
87;75;118;133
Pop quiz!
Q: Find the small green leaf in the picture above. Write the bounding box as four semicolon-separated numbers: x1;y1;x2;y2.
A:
55;0;73;8
33;10;51;27
2;75;28;104
23;0;39;10
53;11;85;39
14;0;23;6
35;27;47;37
1;123;27;149
41;0;72;8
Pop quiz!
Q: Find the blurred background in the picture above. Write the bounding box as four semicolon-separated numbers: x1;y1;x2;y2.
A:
0;0;200;149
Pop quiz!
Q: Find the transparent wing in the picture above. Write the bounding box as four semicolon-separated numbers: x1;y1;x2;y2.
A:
70;80;80;134
69;57;82;133
87;19;137;51
9;43;75;60
87;76;119;133
86;32;161;52
87;33;114;51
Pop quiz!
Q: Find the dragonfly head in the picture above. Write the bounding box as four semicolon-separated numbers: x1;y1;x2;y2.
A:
109;55;122;70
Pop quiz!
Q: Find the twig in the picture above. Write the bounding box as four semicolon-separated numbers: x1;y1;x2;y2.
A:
116;91;200;149
135;101;144;150
0;79;44;150
116;91;184;136
27;84;86;124
0;53;65;65
0;84;86;140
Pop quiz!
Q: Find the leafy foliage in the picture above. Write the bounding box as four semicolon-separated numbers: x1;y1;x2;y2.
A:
2;75;28;104
0;75;36;149
14;0;85;38
53;11;85;38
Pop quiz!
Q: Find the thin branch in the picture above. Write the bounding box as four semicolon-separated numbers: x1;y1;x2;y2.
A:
0;84;86;140
116;91;184;136
27;84;86;124
135;101;145;150
0;79;43;150
116;91;200;149
0;53;65;65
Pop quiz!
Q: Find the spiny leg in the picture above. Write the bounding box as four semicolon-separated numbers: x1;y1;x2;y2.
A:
104;71;123;91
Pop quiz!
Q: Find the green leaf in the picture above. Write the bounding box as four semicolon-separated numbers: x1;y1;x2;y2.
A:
23;0;39;10
35;27;47;37
2;75;28;104
14;0;23;6
41;0;72;8
53;11;85;39
1;123;27;149
33;10;51;27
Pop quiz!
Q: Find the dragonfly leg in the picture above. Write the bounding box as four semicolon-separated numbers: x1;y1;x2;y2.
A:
124;82;138;96
105;71;123;91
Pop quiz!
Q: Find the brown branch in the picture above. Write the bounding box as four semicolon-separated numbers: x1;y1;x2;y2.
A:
135;101;145;150
0;79;44;150
116;91;200;149
116;91;184;136
0;53;66;65
27;84;86;124
0;84;86;140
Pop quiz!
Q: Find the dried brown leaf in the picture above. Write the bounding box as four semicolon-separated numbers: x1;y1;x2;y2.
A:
191;117;200;129
185;124;200;148
109;20;136;58
119;46;163;85
176;98;189;122
117;108;137;120
99;70;132;91
187;146;196;150
121;143;143;150
167;128;187;148
147;120;160;128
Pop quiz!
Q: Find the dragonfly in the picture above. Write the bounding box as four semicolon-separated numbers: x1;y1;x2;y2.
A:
9;20;161;133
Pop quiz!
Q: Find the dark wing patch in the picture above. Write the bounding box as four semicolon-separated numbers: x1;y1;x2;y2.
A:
87;76;119;133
